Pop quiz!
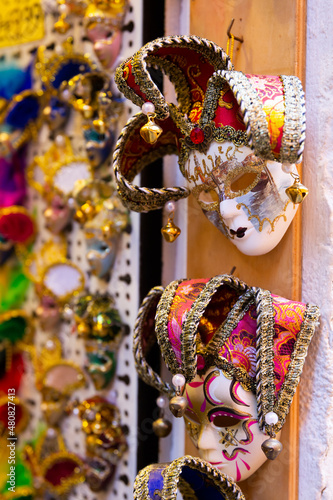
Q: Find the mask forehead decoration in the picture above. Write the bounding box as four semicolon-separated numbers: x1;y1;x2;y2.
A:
133;275;319;479
113;35;307;255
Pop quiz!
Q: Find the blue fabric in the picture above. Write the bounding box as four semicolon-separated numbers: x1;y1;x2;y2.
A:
181;466;226;500
51;60;92;89
6;94;40;129
0;61;33;99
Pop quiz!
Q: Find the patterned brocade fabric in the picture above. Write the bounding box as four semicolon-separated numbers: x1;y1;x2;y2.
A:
246;75;285;159
166;279;307;397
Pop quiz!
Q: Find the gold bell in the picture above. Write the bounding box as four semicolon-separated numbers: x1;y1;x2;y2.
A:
54;16;71;34
161;217;181;243
152;417;172;438
140;114;162;144
285;177;309;204
261;437;283;460
169;395;188;418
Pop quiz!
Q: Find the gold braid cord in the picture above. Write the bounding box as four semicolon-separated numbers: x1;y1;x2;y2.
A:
133;456;245;500
155;279;186;376
181;275;249;381
115;35;233;120
113;112;190;212
254;288;276;432
133;286;174;396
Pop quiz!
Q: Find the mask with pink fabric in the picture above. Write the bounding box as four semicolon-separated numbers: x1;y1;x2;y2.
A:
133;274;319;482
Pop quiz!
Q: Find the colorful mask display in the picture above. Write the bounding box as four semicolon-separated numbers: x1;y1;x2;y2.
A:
133;274;319;481
73;179;129;278
27;137;93;233
113;35;307;255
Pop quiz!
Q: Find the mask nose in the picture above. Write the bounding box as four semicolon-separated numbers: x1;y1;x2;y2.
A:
197;424;217;451
219;198;240;220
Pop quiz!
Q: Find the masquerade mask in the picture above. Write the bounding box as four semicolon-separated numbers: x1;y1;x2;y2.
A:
133;274;319;481
27;137;93;233
84;0;129;70
113;35;307;255
70;292;125;389
23;427;84;496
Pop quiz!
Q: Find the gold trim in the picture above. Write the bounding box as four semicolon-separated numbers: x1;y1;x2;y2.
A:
40;451;85;495
133;286;174;396
40;260;85;304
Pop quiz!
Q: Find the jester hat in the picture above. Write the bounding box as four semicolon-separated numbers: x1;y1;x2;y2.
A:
113;35;305;212
134;275;319;435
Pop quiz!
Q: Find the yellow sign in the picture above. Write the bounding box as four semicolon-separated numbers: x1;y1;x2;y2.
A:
0;0;45;49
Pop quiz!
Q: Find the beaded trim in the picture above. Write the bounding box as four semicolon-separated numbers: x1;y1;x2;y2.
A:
280;75;306;164
113;112;190;212
134;456;245;500
133;286;174;396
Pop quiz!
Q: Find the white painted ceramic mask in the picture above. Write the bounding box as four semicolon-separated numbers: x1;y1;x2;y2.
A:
186;141;298;256
184;367;279;481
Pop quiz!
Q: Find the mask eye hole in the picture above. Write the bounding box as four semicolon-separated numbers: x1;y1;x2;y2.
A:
197;188;219;205
230;172;259;194
208;408;250;428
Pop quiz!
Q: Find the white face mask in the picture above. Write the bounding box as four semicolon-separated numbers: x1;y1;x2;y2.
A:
184;367;280;481
186;141;298;256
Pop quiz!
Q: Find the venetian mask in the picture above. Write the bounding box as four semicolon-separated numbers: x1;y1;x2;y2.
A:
184;367;281;481
86;25;123;70
187;143;298;255
44;193;72;233
133;275;320;482
113;36;307;256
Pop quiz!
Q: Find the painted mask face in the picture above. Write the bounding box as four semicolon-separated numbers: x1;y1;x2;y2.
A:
44;194;72;233
86;24;122;70
184;367;277;482
85;236;118;278
85;128;115;169
186;142;298;256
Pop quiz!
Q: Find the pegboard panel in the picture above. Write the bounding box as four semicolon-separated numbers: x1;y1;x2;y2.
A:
2;2;143;499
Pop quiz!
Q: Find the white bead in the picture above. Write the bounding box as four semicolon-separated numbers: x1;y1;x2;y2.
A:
165;201;175;214
59;3;69;15
67;197;75;208
45;339;55;350
61;88;70;101
156;395;168;408
142;102;155;115
73;407;79;415
281;163;294;174
47;427;56;437
172;373;186;389
63;306;74;320
55;44;63;55
265;411;279;425
55;134;66;148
